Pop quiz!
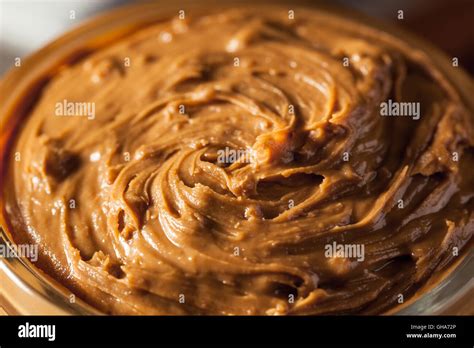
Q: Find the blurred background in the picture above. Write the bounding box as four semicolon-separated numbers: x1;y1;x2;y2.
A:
0;0;473;76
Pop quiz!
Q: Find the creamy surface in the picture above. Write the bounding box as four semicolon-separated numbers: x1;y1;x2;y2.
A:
4;7;474;314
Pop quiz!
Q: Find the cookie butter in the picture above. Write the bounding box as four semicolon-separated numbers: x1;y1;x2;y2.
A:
2;6;473;315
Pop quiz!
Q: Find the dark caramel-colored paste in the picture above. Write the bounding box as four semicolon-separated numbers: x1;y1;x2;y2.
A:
3;6;473;314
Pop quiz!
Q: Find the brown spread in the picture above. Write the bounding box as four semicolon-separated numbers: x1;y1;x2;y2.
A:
2;6;474;314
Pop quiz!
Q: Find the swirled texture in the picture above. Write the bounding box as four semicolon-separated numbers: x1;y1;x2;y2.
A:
5;7;474;314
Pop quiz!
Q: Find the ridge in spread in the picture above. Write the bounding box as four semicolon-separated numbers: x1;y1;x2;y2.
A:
4;7;474;314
